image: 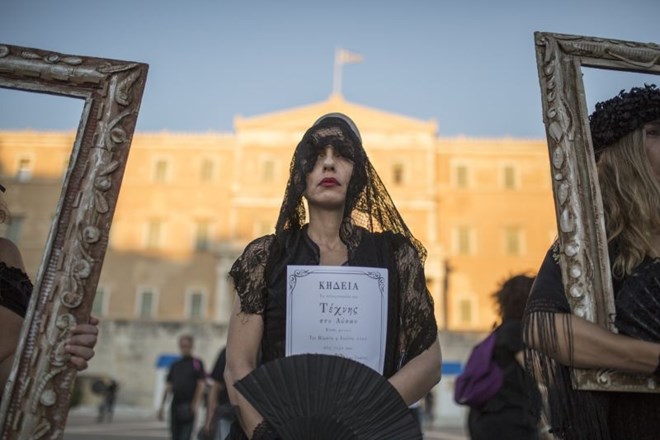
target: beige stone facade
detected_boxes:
[0,95,556,333]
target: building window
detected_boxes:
[504,226,523,256]
[92,287,108,317]
[453,164,469,188]
[16,157,33,182]
[392,163,404,185]
[137,288,156,318]
[458,299,473,324]
[194,220,211,252]
[453,226,474,256]
[502,165,517,189]
[187,290,206,320]
[153,159,169,182]
[262,159,275,183]
[146,220,162,250]
[200,159,214,183]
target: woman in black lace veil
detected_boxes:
[224,113,441,439]
[0,185,99,395]
[523,85,660,440]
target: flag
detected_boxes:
[336,48,364,65]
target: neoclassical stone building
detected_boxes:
[0,94,556,406]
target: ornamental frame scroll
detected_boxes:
[0,44,148,438]
[534,32,660,393]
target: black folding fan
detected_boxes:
[234,354,423,440]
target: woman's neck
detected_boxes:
[306,208,344,249]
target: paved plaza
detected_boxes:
[63,407,468,440]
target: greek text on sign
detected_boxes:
[286,265,388,374]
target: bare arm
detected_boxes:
[525,312,660,374]
[388,337,442,405]
[204,380,221,432]
[158,383,171,420]
[224,295,264,438]
[192,379,205,413]
[0,306,23,391]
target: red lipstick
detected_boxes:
[319,177,339,187]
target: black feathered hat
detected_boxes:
[589,83,660,154]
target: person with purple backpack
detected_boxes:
[457,274,542,440]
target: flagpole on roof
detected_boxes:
[332,48,363,97]
[333,48,342,97]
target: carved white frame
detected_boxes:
[0,43,148,438]
[534,32,660,392]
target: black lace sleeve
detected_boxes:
[393,235,437,365]
[522,244,611,440]
[0,262,33,318]
[228,235,275,315]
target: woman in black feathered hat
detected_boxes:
[223,113,441,439]
[523,84,660,440]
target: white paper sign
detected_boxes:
[286,265,388,374]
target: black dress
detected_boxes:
[524,246,660,440]
[226,227,438,439]
[468,320,541,440]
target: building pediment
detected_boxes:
[234,94,438,138]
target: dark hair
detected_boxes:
[492,274,535,321]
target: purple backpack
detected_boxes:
[453,332,504,407]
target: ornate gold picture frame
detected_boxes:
[0,44,148,439]
[534,32,659,393]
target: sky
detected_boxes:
[0,0,658,138]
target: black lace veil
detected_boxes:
[268,112,426,269]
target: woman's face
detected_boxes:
[644,120,660,183]
[303,145,354,210]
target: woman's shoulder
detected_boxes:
[0,238,26,273]
[231,234,276,271]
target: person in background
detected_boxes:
[159,334,206,440]
[97,378,119,423]
[203,347,235,440]
[468,274,541,440]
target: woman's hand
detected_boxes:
[65,316,99,371]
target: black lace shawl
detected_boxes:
[0,261,32,318]
[523,244,660,440]
[229,226,437,378]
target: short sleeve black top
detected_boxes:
[167,356,206,404]
[0,262,33,318]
